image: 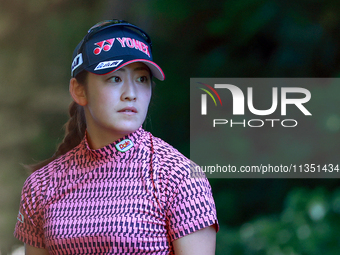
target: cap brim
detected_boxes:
[87,59,165,81]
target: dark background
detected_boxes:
[1,0,340,254]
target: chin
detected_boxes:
[115,124,141,135]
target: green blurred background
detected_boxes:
[1,0,340,254]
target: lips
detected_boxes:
[118,107,137,113]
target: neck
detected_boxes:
[85,127,132,150]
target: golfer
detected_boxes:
[14,20,218,255]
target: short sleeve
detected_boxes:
[166,166,219,241]
[14,174,46,248]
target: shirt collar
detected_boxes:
[82,126,147,159]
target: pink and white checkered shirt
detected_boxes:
[14,127,218,254]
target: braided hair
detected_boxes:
[27,71,88,172]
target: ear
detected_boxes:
[69,78,87,106]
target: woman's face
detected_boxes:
[83,62,152,147]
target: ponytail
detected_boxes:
[26,72,88,172]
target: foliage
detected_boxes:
[216,188,340,255]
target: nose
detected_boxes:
[121,79,137,101]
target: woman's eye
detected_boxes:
[137,76,149,83]
[109,76,121,83]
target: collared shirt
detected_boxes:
[14,127,218,254]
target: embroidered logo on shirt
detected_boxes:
[17,212,24,223]
[116,139,134,152]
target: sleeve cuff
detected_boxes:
[169,215,219,242]
[14,230,46,249]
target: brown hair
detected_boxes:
[27,71,88,172]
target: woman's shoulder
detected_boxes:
[150,134,194,178]
[151,135,189,161]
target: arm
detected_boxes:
[25,244,50,255]
[172,225,216,255]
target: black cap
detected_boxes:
[71,22,165,80]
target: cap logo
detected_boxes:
[117,37,150,57]
[93,37,150,58]
[94,38,115,55]
[116,139,134,152]
[94,60,123,71]
[71,53,83,74]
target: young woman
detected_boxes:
[14,20,218,255]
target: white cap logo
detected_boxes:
[71,53,83,75]
[94,60,123,71]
